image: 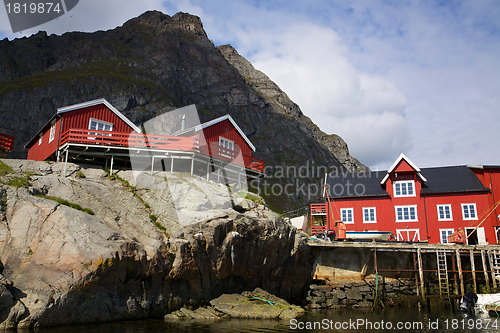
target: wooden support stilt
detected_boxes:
[470,250,477,294]
[110,155,114,175]
[452,254,459,295]
[217,167,220,183]
[456,249,465,296]
[488,250,498,291]
[170,157,174,172]
[417,247,425,301]
[374,247,378,275]
[481,250,491,293]
[63,149,69,177]
[413,252,420,297]
[206,162,210,181]
[190,158,194,176]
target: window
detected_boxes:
[38,134,42,146]
[440,229,454,244]
[395,205,418,222]
[88,118,113,136]
[437,204,453,221]
[461,203,477,220]
[393,180,415,197]
[49,121,56,143]
[219,137,234,151]
[340,208,354,224]
[362,207,376,223]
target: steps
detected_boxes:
[491,250,500,280]
[436,250,449,298]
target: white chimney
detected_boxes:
[181,115,186,130]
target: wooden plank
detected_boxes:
[417,247,425,301]
[481,250,491,293]
[470,250,477,294]
[413,252,420,297]
[456,249,464,296]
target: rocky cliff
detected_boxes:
[0,11,364,210]
[0,159,315,329]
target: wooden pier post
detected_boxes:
[456,249,464,296]
[470,250,477,294]
[488,250,498,291]
[452,254,459,295]
[417,247,425,301]
[413,252,420,297]
[481,250,491,293]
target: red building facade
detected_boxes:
[318,154,500,245]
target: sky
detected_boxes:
[1,0,499,170]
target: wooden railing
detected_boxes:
[0,132,14,152]
[59,129,264,172]
[60,129,200,151]
[310,203,327,215]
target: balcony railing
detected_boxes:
[0,132,14,152]
[59,129,264,172]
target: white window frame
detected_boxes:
[395,205,418,222]
[495,226,500,244]
[461,203,477,220]
[362,207,377,223]
[393,180,416,197]
[49,121,56,143]
[437,204,453,221]
[38,134,43,146]
[88,118,113,136]
[219,136,234,151]
[439,228,455,244]
[340,208,354,224]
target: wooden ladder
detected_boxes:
[491,250,500,280]
[436,250,449,298]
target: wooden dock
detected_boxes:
[308,240,500,301]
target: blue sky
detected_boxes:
[1,0,499,170]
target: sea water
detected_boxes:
[27,307,500,333]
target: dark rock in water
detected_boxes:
[209,288,305,320]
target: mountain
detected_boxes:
[0,11,365,210]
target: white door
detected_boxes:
[396,229,420,242]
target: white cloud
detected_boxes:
[0,0,170,39]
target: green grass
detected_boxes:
[154,222,166,231]
[149,214,157,222]
[7,176,30,188]
[0,161,13,177]
[35,195,94,215]
[75,171,86,178]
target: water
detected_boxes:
[27,307,500,333]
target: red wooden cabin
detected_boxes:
[312,153,500,245]
[0,132,15,153]
[24,99,264,177]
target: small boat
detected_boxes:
[345,231,393,241]
[473,293,500,317]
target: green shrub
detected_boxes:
[149,214,157,222]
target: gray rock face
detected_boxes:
[0,10,365,209]
[0,159,316,329]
